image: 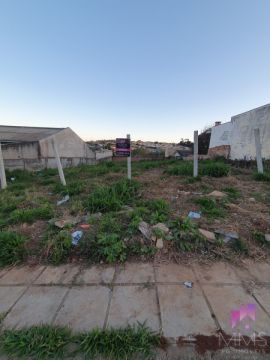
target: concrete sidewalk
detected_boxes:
[1,261,270,357]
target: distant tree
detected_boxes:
[178,138,193,148]
[198,126,212,154]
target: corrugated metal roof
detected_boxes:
[0,125,65,143]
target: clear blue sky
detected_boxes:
[0,0,269,142]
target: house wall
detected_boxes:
[230,104,270,160]
[209,122,233,149]
[2,127,97,170]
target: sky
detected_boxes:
[0,0,270,142]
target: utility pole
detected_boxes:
[193,130,198,177]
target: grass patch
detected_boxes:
[43,229,72,265]
[253,172,270,182]
[253,231,270,248]
[79,324,159,360]
[222,186,241,201]
[0,325,72,359]
[85,179,139,213]
[0,231,27,267]
[10,205,53,224]
[96,233,127,263]
[195,197,226,219]
[166,161,230,178]
[142,199,170,224]
[169,218,206,252]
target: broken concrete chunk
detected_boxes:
[198,229,216,242]
[188,211,201,219]
[57,194,70,206]
[208,191,226,198]
[214,229,239,244]
[54,217,80,229]
[265,234,270,242]
[156,238,164,249]
[152,223,170,234]
[138,221,152,240]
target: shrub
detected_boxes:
[0,232,27,266]
[85,179,139,213]
[200,162,230,177]
[144,199,170,224]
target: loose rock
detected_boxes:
[265,234,270,242]
[138,221,152,240]
[156,238,164,249]
[152,223,170,234]
[198,229,216,242]
[208,191,226,198]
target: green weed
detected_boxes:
[0,325,72,359]
[96,233,126,263]
[231,238,249,254]
[144,199,170,224]
[166,161,230,178]
[222,187,241,201]
[0,231,27,267]
[85,179,139,213]
[253,231,270,248]
[195,197,226,218]
[43,229,72,265]
[10,205,53,224]
[79,324,159,360]
[253,172,270,182]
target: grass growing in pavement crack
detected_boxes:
[0,324,159,360]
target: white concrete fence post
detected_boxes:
[51,137,67,186]
[127,134,131,180]
[193,130,198,177]
[254,128,263,174]
[0,142,7,189]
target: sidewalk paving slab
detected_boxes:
[107,285,159,331]
[253,287,270,315]
[54,286,110,332]
[34,265,80,285]
[244,262,270,283]
[202,284,270,335]
[0,266,45,285]
[193,262,241,284]
[155,263,196,283]
[114,263,155,283]
[3,286,68,329]
[75,265,115,284]
[0,286,26,314]
[158,284,217,338]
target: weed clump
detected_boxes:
[166,160,230,178]
[43,229,72,265]
[195,197,226,219]
[85,179,139,213]
[0,231,27,266]
[10,205,53,224]
[253,172,270,182]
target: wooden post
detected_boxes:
[193,130,198,177]
[0,143,7,189]
[51,137,66,186]
[254,128,263,174]
[127,134,131,180]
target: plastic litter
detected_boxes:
[188,211,201,219]
[10,177,15,181]
[183,281,193,288]
[214,229,239,244]
[71,230,83,245]
[57,194,70,206]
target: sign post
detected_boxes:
[115,135,131,179]
[193,130,198,177]
[51,137,67,186]
[254,128,263,174]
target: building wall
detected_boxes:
[230,104,270,160]
[39,127,95,159]
[209,122,233,149]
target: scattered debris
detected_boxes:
[57,194,70,206]
[178,191,191,196]
[89,212,102,220]
[208,191,226,198]
[152,223,170,234]
[188,211,201,219]
[10,177,15,181]
[198,228,216,242]
[80,224,90,230]
[183,281,193,288]
[214,229,239,244]
[265,234,270,242]
[81,214,91,223]
[71,230,83,245]
[156,238,164,249]
[248,197,256,203]
[54,217,80,229]
[138,221,152,240]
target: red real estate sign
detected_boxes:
[115,138,131,157]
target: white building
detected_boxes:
[208,104,270,160]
